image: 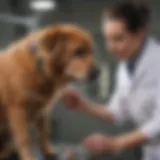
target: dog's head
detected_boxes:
[36,24,99,82]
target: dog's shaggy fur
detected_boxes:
[0,24,95,160]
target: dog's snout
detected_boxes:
[88,66,100,81]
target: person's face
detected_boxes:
[104,19,145,60]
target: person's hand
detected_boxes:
[63,90,88,110]
[82,133,117,156]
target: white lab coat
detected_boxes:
[108,38,160,160]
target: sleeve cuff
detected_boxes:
[140,123,160,141]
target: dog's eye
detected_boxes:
[74,47,86,57]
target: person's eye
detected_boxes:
[74,47,86,57]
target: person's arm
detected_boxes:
[81,101,115,123]
[111,98,160,153]
[83,64,129,124]
[64,64,129,124]
[111,129,147,153]
[63,89,116,123]
[82,129,147,156]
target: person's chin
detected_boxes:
[116,55,128,61]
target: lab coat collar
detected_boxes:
[133,37,157,83]
[126,37,148,76]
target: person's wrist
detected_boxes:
[111,137,125,153]
[103,136,124,154]
[79,101,88,111]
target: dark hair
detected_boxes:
[104,0,151,32]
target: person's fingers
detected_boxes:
[63,90,77,100]
[83,136,100,152]
[83,137,94,147]
[82,134,110,156]
[63,90,79,98]
[63,90,85,110]
[83,139,102,156]
[64,91,80,102]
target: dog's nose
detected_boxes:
[88,66,100,81]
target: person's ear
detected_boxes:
[136,28,146,38]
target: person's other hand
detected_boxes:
[82,133,116,156]
[63,90,88,110]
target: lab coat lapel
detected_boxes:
[132,38,156,88]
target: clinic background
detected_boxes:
[0,0,159,159]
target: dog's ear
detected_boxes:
[38,26,69,73]
[39,27,68,53]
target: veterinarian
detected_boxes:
[63,0,160,160]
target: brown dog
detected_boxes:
[0,24,99,160]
